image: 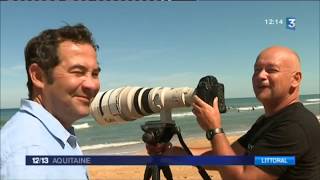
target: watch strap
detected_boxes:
[206,128,224,140]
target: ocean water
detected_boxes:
[1,94,319,155]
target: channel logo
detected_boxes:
[286,17,296,30]
[255,156,295,166]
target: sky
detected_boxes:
[1,1,319,108]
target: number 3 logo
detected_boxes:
[286,17,296,30]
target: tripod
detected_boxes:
[142,109,175,180]
[143,165,173,180]
[141,109,211,180]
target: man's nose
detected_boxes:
[82,75,100,95]
[255,69,268,80]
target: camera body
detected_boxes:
[195,75,227,113]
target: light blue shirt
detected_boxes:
[1,99,88,180]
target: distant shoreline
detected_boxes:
[1,94,319,110]
[81,130,248,155]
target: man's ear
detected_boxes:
[28,63,46,89]
[291,71,302,88]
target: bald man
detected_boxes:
[147,46,320,180]
[191,46,320,179]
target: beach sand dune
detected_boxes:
[87,135,239,180]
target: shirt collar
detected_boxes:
[20,99,74,148]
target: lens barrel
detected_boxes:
[90,86,194,126]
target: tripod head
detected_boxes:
[141,120,177,145]
[141,109,178,145]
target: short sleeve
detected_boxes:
[237,131,251,150]
[250,122,308,176]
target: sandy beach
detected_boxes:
[86,135,239,180]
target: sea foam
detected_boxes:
[81,141,142,151]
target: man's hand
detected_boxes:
[192,95,222,130]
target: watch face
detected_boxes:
[206,131,213,140]
[206,128,224,140]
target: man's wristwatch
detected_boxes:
[206,128,224,140]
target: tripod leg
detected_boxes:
[144,165,153,180]
[161,166,173,180]
[152,166,160,180]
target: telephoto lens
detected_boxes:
[90,86,194,126]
